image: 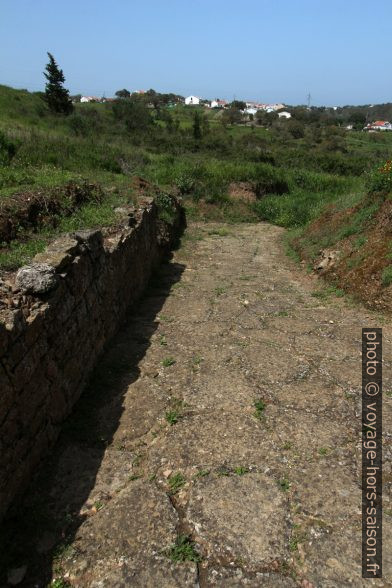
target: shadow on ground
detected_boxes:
[0,256,186,587]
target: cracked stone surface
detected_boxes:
[4,222,391,587]
[186,474,289,568]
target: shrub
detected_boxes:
[155,192,176,224]
[287,120,305,139]
[366,160,392,194]
[253,165,290,197]
[175,171,196,195]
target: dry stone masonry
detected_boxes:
[0,195,185,522]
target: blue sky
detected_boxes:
[0,0,391,105]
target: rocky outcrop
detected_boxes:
[0,194,185,522]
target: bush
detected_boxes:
[366,160,392,194]
[253,165,290,197]
[155,192,176,224]
[175,171,196,195]
[287,120,305,139]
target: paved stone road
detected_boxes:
[10,222,392,587]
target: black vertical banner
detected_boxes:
[362,328,382,578]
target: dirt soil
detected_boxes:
[293,198,392,313]
[2,221,391,587]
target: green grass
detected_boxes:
[162,357,176,367]
[234,466,250,475]
[165,410,180,425]
[311,285,345,299]
[208,227,230,236]
[195,469,210,478]
[381,266,392,286]
[278,478,290,492]
[168,473,185,495]
[167,535,201,563]
[51,580,71,588]
[214,285,226,296]
[254,399,266,419]
[0,193,123,270]
[2,84,389,272]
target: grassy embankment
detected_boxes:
[1,84,391,305]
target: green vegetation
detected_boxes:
[278,478,291,492]
[234,466,250,475]
[161,357,176,367]
[168,472,186,494]
[289,525,307,553]
[165,410,180,425]
[195,469,210,478]
[51,579,71,588]
[318,447,329,456]
[1,82,392,273]
[253,399,266,419]
[381,265,392,286]
[43,53,73,115]
[167,535,201,563]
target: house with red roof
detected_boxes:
[364,120,392,131]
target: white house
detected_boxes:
[210,99,228,108]
[185,95,200,106]
[278,111,292,119]
[244,107,258,116]
[80,96,100,103]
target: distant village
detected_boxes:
[74,91,392,131]
[75,91,291,116]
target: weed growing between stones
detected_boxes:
[165,410,180,425]
[162,357,176,367]
[167,535,201,563]
[168,473,185,495]
[253,399,266,419]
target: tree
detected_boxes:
[43,52,73,115]
[230,100,246,111]
[112,96,153,131]
[221,107,243,126]
[115,89,131,99]
[287,120,305,139]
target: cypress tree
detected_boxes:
[43,52,73,115]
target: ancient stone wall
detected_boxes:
[0,196,184,521]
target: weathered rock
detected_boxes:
[72,229,103,253]
[314,249,340,273]
[60,481,198,586]
[15,263,59,295]
[187,474,289,568]
[34,235,79,271]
